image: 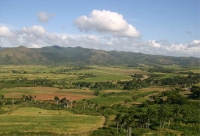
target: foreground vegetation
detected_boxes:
[0,65,199,135]
[0,107,104,135]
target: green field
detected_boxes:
[0,65,146,82]
[0,107,104,135]
[0,65,199,136]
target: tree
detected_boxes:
[95,103,98,111]
[86,100,90,109]
[158,104,173,128]
[29,95,33,102]
[12,99,15,105]
[121,114,134,136]
[191,86,200,98]
[115,113,122,134]
[1,95,4,104]
[82,99,86,110]
[146,106,158,129]
[91,101,94,109]
[34,95,37,103]
[54,96,60,106]
[94,90,100,96]
[22,95,26,102]
[25,96,29,102]
[73,100,76,108]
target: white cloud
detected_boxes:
[31,44,40,48]
[148,40,161,48]
[0,25,199,58]
[0,26,15,37]
[192,40,200,44]
[74,10,140,38]
[37,12,54,23]
[22,25,46,36]
[145,40,200,57]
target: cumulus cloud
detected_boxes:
[148,40,161,48]
[22,25,46,36]
[145,40,200,57]
[0,25,199,58]
[0,26,15,37]
[37,12,54,23]
[192,40,200,44]
[74,10,140,38]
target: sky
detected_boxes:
[0,0,199,57]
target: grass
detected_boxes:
[89,96,130,106]
[152,72,187,79]
[0,65,146,82]
[85,87,170,106]
[0,107,105,135]
[170,123,200,136]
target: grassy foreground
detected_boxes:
[0,107,105,135]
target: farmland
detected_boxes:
[0,107,104,135]
[0,65,200,135]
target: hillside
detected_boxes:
[0,45,199,66]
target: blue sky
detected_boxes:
[0,0,199,57]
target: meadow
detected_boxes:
[0,107,104,135]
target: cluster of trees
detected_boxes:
[118,79,150,90]
[74,72,200,91]
[190,86,200,98]
[113,102,199,136]
[78,73,96,79]
[22,95,36,102]
[1,70,199,92]
[147,66,174,73]
[53,96,79,109]
[131,74,143,78]
[91,87,200,136]
[111,89,199,136]
[149,73,200,87]
[73,81,117,90]
[11,70,28,74]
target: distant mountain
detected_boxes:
[0,45,199,67]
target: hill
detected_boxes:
[0,45,199,66]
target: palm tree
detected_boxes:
[124,114,134,136]
[22,95,26,102]
[54,96,60,106]
[29,95,33,102]
[73,100,76,108]
[34,95,37,103]
[82,99,86,110]
[91,101,94,109]
[66,100,70,109]
[95,103,98,111]
[1,95,4,104]
[70,99,73,107]
[86,100,90,108]
[115,113,122,134]
[12,99,15,105]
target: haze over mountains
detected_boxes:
[0,46,199,67]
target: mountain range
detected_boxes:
[0,45,199,67]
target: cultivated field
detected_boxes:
[0,107,105,135]
[1,87,95,100]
